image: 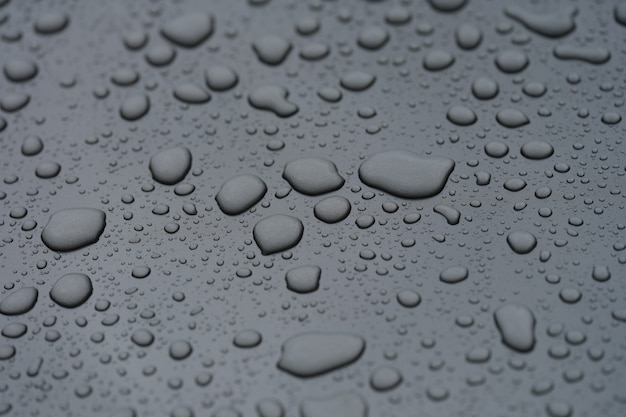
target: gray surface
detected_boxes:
[0,0,625,416]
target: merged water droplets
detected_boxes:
[505,6,577,38]
[277,332,365,377]
[358,151,455,198]
[248,86,298,117]
[283,158,344,196]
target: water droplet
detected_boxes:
[252,35,292,65]
[41,208,106,252]
[173,83,211,104]
[255,399,284,417]
[553,45,610,64]
[21,135,44,156]
[216,174,267,215]
[253,214,304,255]
[496,109,529,128]
[520,140,554,160]
[3,58,38,82]
[505,6,577,38]
[313,196,351,223]
[357,27,389,50]
[205,66,238,91]
[149,147,192,185]
[427,0,468,12]
[340,71,376,91]
[359,151,455,198]
[277,332,365,377]
[120,94,150,121]
[423,50,455,71]
[494,304,536,352]
[507,231,537,254]
[285,265,321,293]
[447,105,477,125]
[495,50,529,73]
[0,287,38,316]
[397,290,421,307]
[35,161,61,179]
[248,86,298,117]
[131,329,154,347]
[161,13,213,47]
[455,23,482,49]
[34,12,69,34]
[169,340,193,360]
[370,366,402,391]
[50,273,92,308]
[439,266,469,284]
[233,329,262,348]
[283,158,344,196]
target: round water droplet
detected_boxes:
[313,196,351,223]
[120,94,150,121]
[495,50,529,73]
[253,214,304,255]
[447,105,477,125]
[507,231,537,254]
[521,140,554,160]
[423,50,455,71]
[205,66,238,91]
[149,147,192,185]
[370,366,402,391]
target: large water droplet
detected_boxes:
[494,304,536,352]
[285,265,321,293]
[283,158,344,196]
[215,174,267,215]
[358,150,455,198]
[253,214,304,255]
[41,208,106,252]
[277,332,365,377]
[161,13,213,47]
[149,147,192,185]
[49,273,93,308]
[0,287,38,316]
